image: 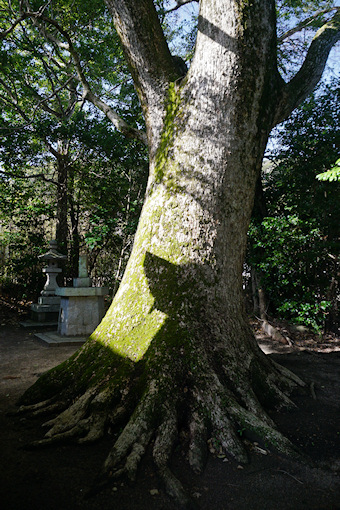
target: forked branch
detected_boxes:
[273,9,340,126]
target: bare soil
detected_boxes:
[0,296,340,510]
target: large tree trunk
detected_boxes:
[17,0,340,507]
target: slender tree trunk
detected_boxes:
[325,256,340,334]
[250,178,271,320]
[55,152,68,256]
[68,167,80,278]
[56,147,80,279]
[250,176,291,343]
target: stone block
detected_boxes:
[30,303,60,322]
[58,295,106,336]
[55,287,108,297]
[73,277,92,288]
[38,296,61,306]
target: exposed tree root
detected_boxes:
[261,319,292,345]
[17,325,307,509]
[188,408,209,474]
[11,397,66,418]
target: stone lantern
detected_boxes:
[30,240,67,322]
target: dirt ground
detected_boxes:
[0,296,340,510]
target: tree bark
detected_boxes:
[67,165,81,279]
[55,151,68,256]
[17,1,339,507]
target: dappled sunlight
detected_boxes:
[88,250,199,363]
[91,306,168,362]
[88,251,215,362]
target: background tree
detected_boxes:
[0,167,53,296]
[69,113,148,290]
[1,1,339,507]
[0,0,148,288]
[0,110,148,296]
[248,82,340,333]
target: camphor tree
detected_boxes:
[7,0,340,506]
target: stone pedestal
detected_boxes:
[30,296,61,322]
[56,287,108,337]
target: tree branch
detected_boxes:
[22,79,65,119]
[0,77,21,106]
[0,87,32,123]
[1,8,148,145]
[18,21,80,120]
[82,89,147,144]
[165,0,199,14]
[0,1,51,39]
[278,7,339,43]
[35,51,67,116]
[0,74,77,129]
[273,9,340,127]
[0,12,31,40]
[0,170,59,185]
[37,13,148,144]
[104,0,183,118]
